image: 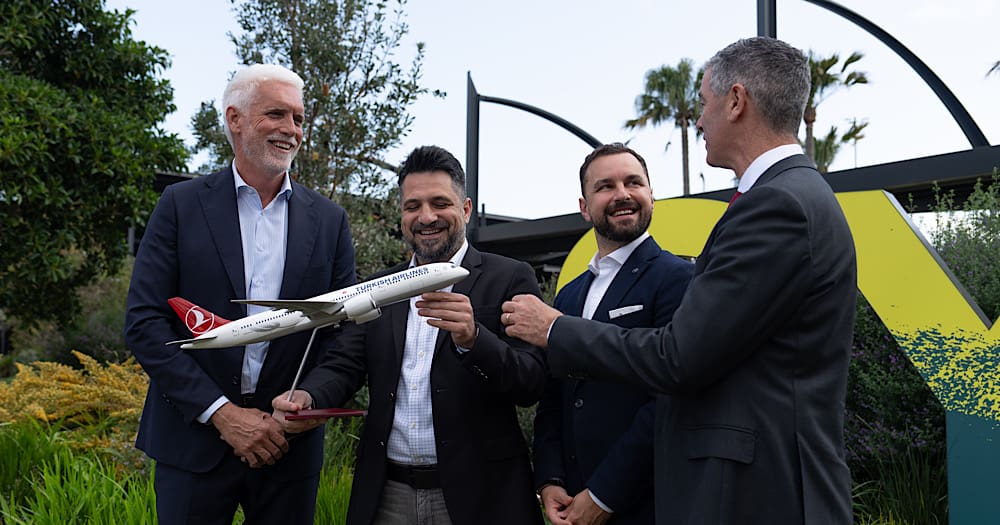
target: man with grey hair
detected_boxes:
[126,63,356,524]
[502,37,857,524]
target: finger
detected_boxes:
[419,291,457,302]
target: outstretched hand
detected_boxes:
[501,294,562,348]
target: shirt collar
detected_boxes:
[737,143,803,193]
[232,161,294,201]
[588,231,650,277]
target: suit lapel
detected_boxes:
[562,272,593,317]
[198,168,246,307]
[592,237,659,322]
[279,182,318,300]
[436,246,483,352]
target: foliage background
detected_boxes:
[0,0,187,328]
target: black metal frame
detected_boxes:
[465,1,994,274]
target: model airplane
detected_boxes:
[167,262,470,349]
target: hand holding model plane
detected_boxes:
[166,263,471,448]
[271,288,478,431]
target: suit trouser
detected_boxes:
[153,453,319,525]
[375,479,453,525]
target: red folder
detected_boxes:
[285,407,368,420]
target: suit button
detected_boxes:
[574,398,584,409]
[231,376,239,385]
[389,392,395,400]
[379,441,385,448]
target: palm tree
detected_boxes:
[804,51,868,163]
[813,119,869,174]
[625,59,702,196]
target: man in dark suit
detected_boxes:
[125,64,356,525]
[503,37,857,524]
[533,143,692,525]
[274,145,546,525]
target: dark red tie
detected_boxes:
[728,191,742,207]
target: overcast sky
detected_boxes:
[106,0,998,219]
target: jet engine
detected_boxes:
[343,293,382,324]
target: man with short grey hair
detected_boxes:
[126,63,356,524]
[503,37,857,524]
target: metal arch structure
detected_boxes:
[465,73,603,241]
[758,0,989,149]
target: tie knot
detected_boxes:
[728,191,743,207]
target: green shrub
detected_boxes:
[852,448,948,524]
[0,446,156,524]
[0,420,66,506]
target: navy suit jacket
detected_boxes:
[548,155,857,524]
[299,247,547,525]
[533,236,692,524]
[124,167,356,479]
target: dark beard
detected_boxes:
[407,223,466,264]
[592,207,652,244]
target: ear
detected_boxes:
[727,83,748,123]
[579,196,592,223]
[226,106,242,135]
[462,197,472,224]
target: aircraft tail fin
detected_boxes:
[168,297,232,336]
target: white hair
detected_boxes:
[222,64,304,147]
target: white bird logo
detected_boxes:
[185,307,216,334]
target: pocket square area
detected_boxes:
[609,304,643,319]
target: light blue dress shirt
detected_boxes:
[196,164,292,424]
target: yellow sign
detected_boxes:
[558,190,1000,423]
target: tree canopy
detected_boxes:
[803,51,868,163]
[193,0,437,194]
[0,0,188,327]
[625,59,702,196]
[192,0,438,275]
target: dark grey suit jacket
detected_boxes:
[548,155,856,524]
[300,246,546,525]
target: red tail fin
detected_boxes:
[168,297,232,336]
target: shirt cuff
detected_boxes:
[590,490,614,514]
[197,395,230,424]
[455,327,479,354]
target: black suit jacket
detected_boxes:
[124,167,356,479]
[549,155,856,524]
[533,237,692,524]
[300,246,546,525]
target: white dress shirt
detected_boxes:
[386,240,470,465]
[578,232,649,514]
[736,143,803,194]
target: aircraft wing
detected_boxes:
[166,335,218,346]
[231,299,344,318]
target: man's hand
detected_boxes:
[539,485,574,525]
[416,291,477,349]
[272,389,327,434]
[501,294,562,348]
[564,489,611,525]
[210,402,288,468]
